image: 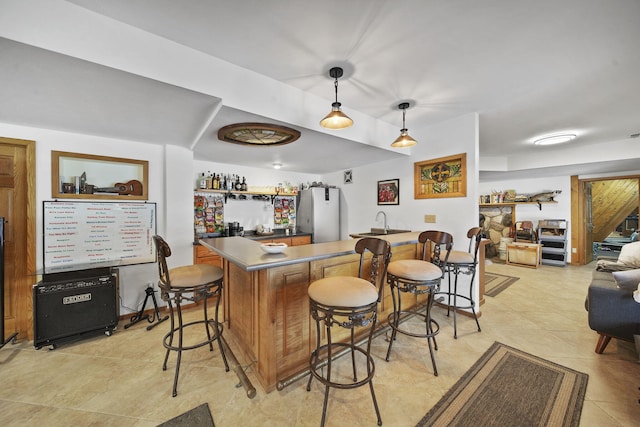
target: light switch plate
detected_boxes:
[424,214,436,223]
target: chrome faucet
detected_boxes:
[376,211,388,232]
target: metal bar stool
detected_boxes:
[306,237,392,427]
[437,227,483,338]
[153,235,229,397]
[385,230,452,376]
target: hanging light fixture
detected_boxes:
[391,102,417,148]
[320,67,353,129]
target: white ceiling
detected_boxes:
[1,0,639,178]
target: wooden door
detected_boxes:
[0,138,36,341]
[585,182,594,264]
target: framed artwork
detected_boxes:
[414,153,466,199]
[377,179,400,205]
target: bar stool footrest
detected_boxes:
[309,342,375,389]
[386,311,440,339]
[163,319,223,352]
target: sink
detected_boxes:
[349,228,412,238]
[370,228,411,235]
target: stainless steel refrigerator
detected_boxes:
[298,187,340,242]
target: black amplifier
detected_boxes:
[33,270,118,349]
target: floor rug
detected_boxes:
[158,403,215,427]
[484,272,519,297]
[416,342,588,427]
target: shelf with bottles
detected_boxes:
[194,187,298,203]
[197,171,250,192]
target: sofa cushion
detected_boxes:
[618,241,640,267]
[595,258,633,272]
[592,269,615,284]
[612,268,640,291]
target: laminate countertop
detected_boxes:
[199,232,421,272]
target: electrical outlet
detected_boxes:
[572,247,577,253]
[424,214,436,223]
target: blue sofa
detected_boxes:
[586,262,640,353]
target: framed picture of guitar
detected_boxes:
[52,151,149,200]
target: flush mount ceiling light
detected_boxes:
[319,67,353,130]
[272,163,282,169]
[217,123,301,146]
[391,102,417,148]
[533,133,576,146]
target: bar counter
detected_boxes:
[198,232,423,393]
[199,232,421,272]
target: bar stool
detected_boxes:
[438,227,483,339]
[153,235,229,397]
[385,230,452,376]
[306,237,391,427]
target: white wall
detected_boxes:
[324,113,480,244]
[0,111,481,316]
[0,122,192,314]
[479,176,572,262]
[324,113,482,312]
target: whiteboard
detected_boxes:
[43,201,156,271]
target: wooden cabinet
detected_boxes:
[506,242,542,268]
[262,235,311,246]
[270,237,291,246]
[223,242,419,392]
[194,244,223,269]
[290,235,311,246]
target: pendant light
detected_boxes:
[391,102,417,147]
[320,67,353,129]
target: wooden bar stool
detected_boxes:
[437,227,483,338]
[306,237,391,427]
[385,230,452,376]
[153,235,229,397]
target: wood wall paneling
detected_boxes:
[590,178,638,242]
[0,137,36,341]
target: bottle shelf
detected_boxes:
[194,188,298,204]
[195,189,298,196]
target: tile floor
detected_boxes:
[1,261,639,426]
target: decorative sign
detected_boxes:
[414,153,467,199]
[43,201,156,270]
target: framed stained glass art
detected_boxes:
[414,153,466,199]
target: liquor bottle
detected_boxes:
[199,173,207,189]
[222,175,227,190]
[235,175,242,191]
[241,176,247,191]
[206,171,213,189]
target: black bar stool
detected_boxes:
[437,227,483,338]
[306,237,392,427]
[385,230,452,376]
[153,235,229,397]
